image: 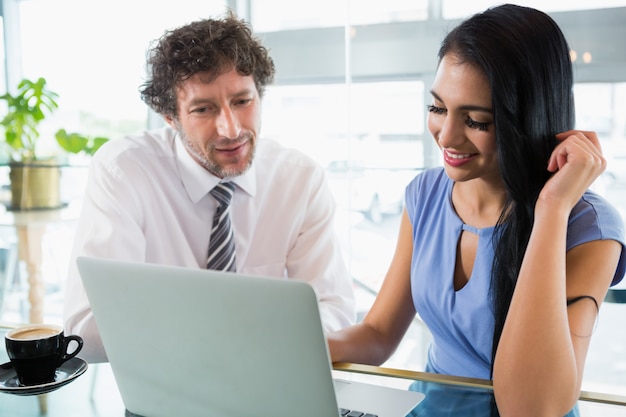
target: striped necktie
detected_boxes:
[206,182,236,271]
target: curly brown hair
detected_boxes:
[139,11,275,119]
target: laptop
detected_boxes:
[76,256,425,417]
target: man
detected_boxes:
[64,12,355,363]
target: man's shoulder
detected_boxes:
[256,138,322,170]
[250,139,326,192]
[94,127,176,162]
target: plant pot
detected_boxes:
[8,161,62,210]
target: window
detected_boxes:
[576,82,626,227]
[0,17,5,94]
[442,0,626,19]
[15,0,227,145]
[252,0,428,32]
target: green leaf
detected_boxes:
[55,129,89,153]
[55,129,109,155]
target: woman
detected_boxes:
[328,4,625,416]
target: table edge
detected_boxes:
[332,362,626,406]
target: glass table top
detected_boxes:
[1,325,625,417]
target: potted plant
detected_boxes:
[0,77,108,210]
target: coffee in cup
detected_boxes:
[5,324,84,386]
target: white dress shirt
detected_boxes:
[63,127,355,362]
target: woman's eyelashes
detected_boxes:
[465,116,490,131]
[427,104,491,131]
[427,104,446,114]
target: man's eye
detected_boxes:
[427,104,446,114]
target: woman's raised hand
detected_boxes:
[540,130,606,210]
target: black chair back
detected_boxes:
[605,288,626,304]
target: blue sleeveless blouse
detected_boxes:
[405,167,625,379]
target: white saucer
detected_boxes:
[0,357,88,396]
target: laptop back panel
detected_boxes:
[77,257,340,417]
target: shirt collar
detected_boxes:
[175,135,256,203]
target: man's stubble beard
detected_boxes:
[178,129,255,178]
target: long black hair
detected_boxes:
[437,4,575,376]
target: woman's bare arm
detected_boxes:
[493,130,622,417]
[328,209,418,365]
